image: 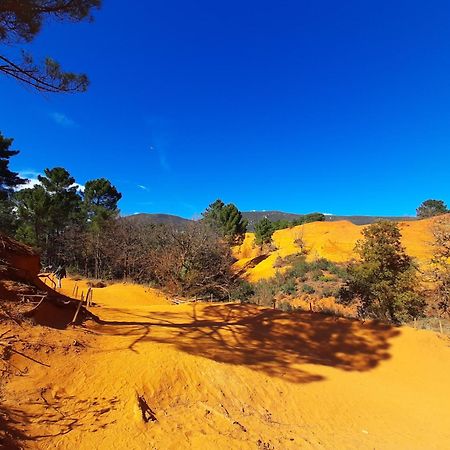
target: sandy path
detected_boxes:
[2,279,450,449]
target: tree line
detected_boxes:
[0,132,249,298]
[1,131,449,318]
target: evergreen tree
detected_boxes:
[220,203,248,241]
[37,167,83,232]
[339,221,424,323]
[254,217,275,246]
[0,1,101,92]
[202,199,225,232]
[15,185,51,247]
[202,199,247,242]
[15,167,83,262]
[416,199,449,218]
[84,178,122,224]
[83,178,122,278]
[0,132,26,233]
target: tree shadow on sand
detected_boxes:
[91,303,400,384]
[0,390,119,447]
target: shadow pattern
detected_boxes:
[0,388,119,446]
[92,303,400,384]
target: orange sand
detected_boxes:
[233,218,436,281]
[2,279,450,449]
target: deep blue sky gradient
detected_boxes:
[1,0,449,217]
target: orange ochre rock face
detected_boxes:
[232,218,436,281]
[0,233,41,277]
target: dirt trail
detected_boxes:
[1,278,450,449]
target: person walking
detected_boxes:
[54,264,67,289]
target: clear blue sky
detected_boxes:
[1,0,449,218]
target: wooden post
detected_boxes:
[71,300,82,324]
[439,320,443,335]
[86,288,92,307]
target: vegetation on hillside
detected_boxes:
[427,215,450,315]
[416,199,449,218]
[2,130,449,321]
[338,221,425,323]
[254,212,325,246]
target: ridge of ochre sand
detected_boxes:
[2,279,450,449]
[233,217,436,281]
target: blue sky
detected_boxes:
[1,0,449,218]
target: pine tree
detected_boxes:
[254,217,275,246]
[0,1,101,92]
[0,132,26,233]
[202,199,247,242]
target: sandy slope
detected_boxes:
[1,278,450,449]
[233,218,436,281]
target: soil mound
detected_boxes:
[233,217,436,281]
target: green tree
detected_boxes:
[220,203,248,241]
[0,0,101,92]
[15,167,83,262]
[202,199,247,242]
[202,199,225,232]
[254,217,275,246]
[429,215,450,315]
[416,199,449,219]
[339,221,424,323]
[0,132,26,233]
[83,178,122,278]
[84,178,122,223]
[15,185,51,247]
[37,167,83,232]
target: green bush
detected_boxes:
[230,280,255,302]
[302,284,315,294]
[338,221,425,323]
[251,280,276,306]
[311,269,323,281]
[280,278,297,295]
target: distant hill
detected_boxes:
[123,213,191,228]
[241,211,416,230]
[124,212,417,231]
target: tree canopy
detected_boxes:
[416,199,449,219]
[0,132,26,196]
[0,0,101,92]
[254,217,275,246]
[202,199,247,242]
[339,221,424,323]
[0,132,26,232]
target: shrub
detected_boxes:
[230,280,255,302]
[302,284,315,294]
[280,278,297,295]
[339,221,425,323]
[311,269,323,281]
[279,301,294,312]
[251,280,276,306]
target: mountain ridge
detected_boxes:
[124,211,417,230]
